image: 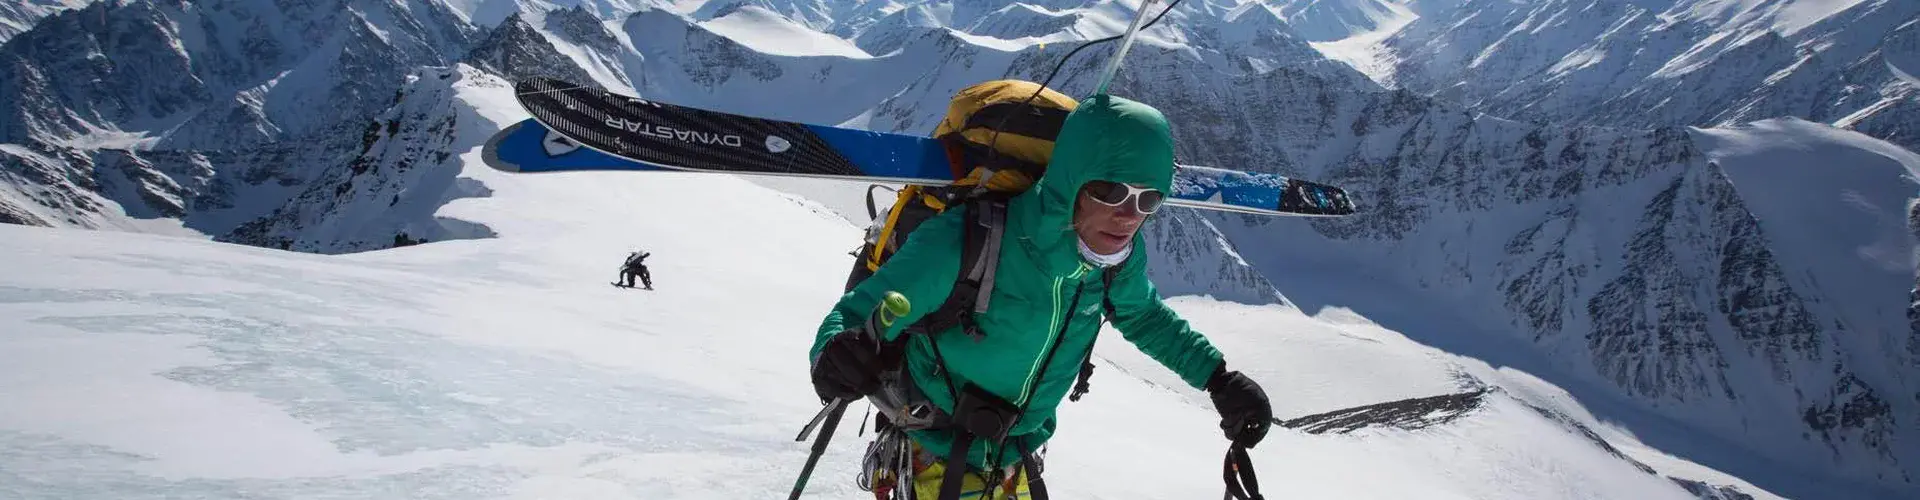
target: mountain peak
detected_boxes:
[463,10,598,87]
[697,4,871,58]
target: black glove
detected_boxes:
[811,328,883,402]
[1206,365,1273,448]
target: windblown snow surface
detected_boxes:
[698,5,873,58]
[1305,0,1416,85]
[0,73,1778,499]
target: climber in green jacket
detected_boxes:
[810,94,1273,499]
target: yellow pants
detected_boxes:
[905,453,1032,500]
[866,436,1034,500]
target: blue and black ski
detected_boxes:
[487,77,1357,217]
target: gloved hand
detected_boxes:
[810,328,883,402]
[1206,365,1273,448]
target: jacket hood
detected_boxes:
[1011,93,1176,265]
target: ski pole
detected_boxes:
[1223,443,1265,500]
[1093,0,1162,96]
[789,291,911,499]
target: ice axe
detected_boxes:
[789,291,910,499]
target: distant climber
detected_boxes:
[616,251,651,290]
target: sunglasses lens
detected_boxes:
[1086,181,1130,205]
[1137,190,1166,213]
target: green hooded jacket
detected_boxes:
[813,94,1225,471]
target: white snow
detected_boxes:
[523,13,640,96]
[52,129,159,151]
[1771,0,1872,33]
[0,70,1780,499]
[1890,56,1920,88]
[1678,0,1872,36]
[1309,0,1417,86]
[447,0,700,27]
[1272,0,1413,42]
[0,225,1720,499]
[1692,118,1920,390]
[1695,118,1920,275]
[0,142,201,237]
[0,0,93,43]
[943,28,1040,52]
[698,5,872,58]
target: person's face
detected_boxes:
[1072,180,1164,255]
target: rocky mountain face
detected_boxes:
[845,10,1920,490]
[0,0,91,43]
[463,12,599,86]
[0,0,478,145]
[0,0,488,251]
[1141,207,1289,306]
[1267,0,1409,42]
[749,1,1918,491]
[1096,44,1918,488]
[1378,0,1919,151]
[220,66,497,252]
[692,0,849,30]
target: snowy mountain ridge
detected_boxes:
[0,0,1916,497]
[1366,0,1918,151]
[0,0,89,43]
[1067,42,1920,492]
[0,0,486,251]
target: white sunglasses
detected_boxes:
[1083,180,1166,214]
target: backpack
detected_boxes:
[843,79,1114,403]
[846,79,1072,288]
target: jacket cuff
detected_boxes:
[1203,361,1229,391]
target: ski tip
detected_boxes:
[480,122,526,173]
[513,76,591,98]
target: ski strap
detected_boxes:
[1222,444,1265,500]
[910,198,1008,340]
[970,200,1006,316]
[938,427,977,500]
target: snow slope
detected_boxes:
[1694,118,1920,393]
[0,71,1774,499]
[1272,0,1412,42]
[1307,0,1416,85]
[698,5,872,58]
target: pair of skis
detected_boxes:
[479,8,1356,218]
[480,92,1356,217]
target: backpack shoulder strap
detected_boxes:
[907,198,1008,340]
